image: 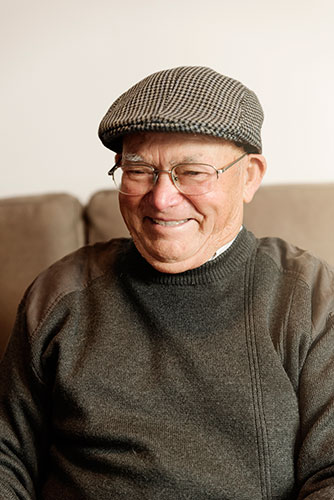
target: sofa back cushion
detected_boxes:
[85,189,129,243]
[0,193,85,355]
[244,184,334,267]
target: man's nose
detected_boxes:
[146,170,184,210]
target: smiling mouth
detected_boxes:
[150,218,190,227]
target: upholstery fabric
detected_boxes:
[0,193,84,354]
[244,184,334,267]
[85,189,129,244]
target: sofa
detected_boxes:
[1,184,334,358]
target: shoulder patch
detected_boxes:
[24,238,131,336]
[257,236,334,337]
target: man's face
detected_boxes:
[118,132,263,273]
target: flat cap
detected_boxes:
[98,66,264,153]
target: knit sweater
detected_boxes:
[1,228,334,499]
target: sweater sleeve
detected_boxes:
[0,300,52,499]
[0,243,117,499]
[296,298,334,497]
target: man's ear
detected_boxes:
[115,153,122,164]
[242,154,267,204]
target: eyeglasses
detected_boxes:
[108,152,248,196]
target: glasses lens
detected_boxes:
[174,164,217,195]
[113,165,154,195]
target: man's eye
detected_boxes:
[179,168,211,178]
[123,167,151,176]
[183,170,204,176]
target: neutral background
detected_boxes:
[2,0,334,203]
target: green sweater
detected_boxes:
[1,229,334,499]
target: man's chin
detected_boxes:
[135,242,209,274]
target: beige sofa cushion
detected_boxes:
[0,193,84,355]
[86,190,129,244]
[244,184,334,266]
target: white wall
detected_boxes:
[2,0,334,203]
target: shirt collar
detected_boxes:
[209,226,243,261]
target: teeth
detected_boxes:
[152,218,189,226]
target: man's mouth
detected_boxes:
[150,218,190,227]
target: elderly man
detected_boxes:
[0,66,334,499]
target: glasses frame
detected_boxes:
[107,152,248,196]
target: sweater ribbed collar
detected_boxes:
[120,228,257,285]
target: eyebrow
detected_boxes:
[122,153,201,165]
[122,153,145,162]
[178,156,199,164]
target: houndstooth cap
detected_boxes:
[98,66,264,153]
